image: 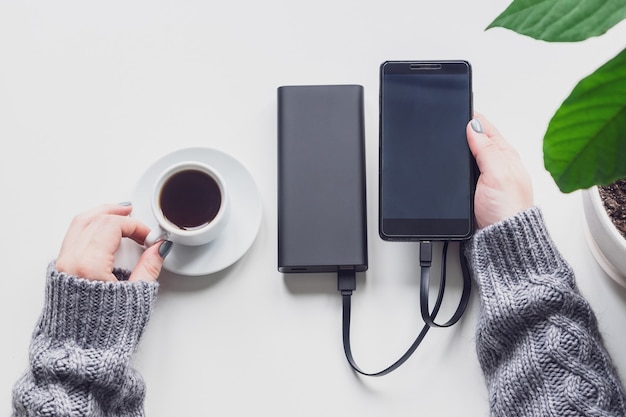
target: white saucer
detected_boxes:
[132,147,262,276]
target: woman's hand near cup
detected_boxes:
[466,113,534,229]
[55,203,172,282]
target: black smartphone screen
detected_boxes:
[379,61,474,240]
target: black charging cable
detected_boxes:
[419,241,472,328]
[338,241,471,376]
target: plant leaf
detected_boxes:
[487,0,626,42]
[543,47,626,193]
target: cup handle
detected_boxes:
[145,227,170,247]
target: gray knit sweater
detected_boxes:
[12,208,626,416]
[467,207,626,416]
[12,264,159,417]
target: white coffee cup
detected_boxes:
[145,161,229,247]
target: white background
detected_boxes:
[1,1,626,415]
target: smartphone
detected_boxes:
[379,60,475,241]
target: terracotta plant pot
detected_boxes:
[582,186,626,287]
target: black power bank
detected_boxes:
[277,85,368,273]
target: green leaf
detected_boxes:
[487,0,626,42]
[543,47,626,193]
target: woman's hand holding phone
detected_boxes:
[466,114,534,229]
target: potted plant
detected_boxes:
[488,0,626,285]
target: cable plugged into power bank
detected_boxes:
[339,241,471,377]
[337,268,357,296]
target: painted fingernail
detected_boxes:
[158,240,173,259]
[470,119,484,134]
[118,201,132,206]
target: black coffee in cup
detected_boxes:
[159,169,222,230]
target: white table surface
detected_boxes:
[2,1,626,415]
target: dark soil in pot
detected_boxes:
[599,178,626,239]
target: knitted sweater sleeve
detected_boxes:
[12,264,159,417]
[466,207,626,416]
